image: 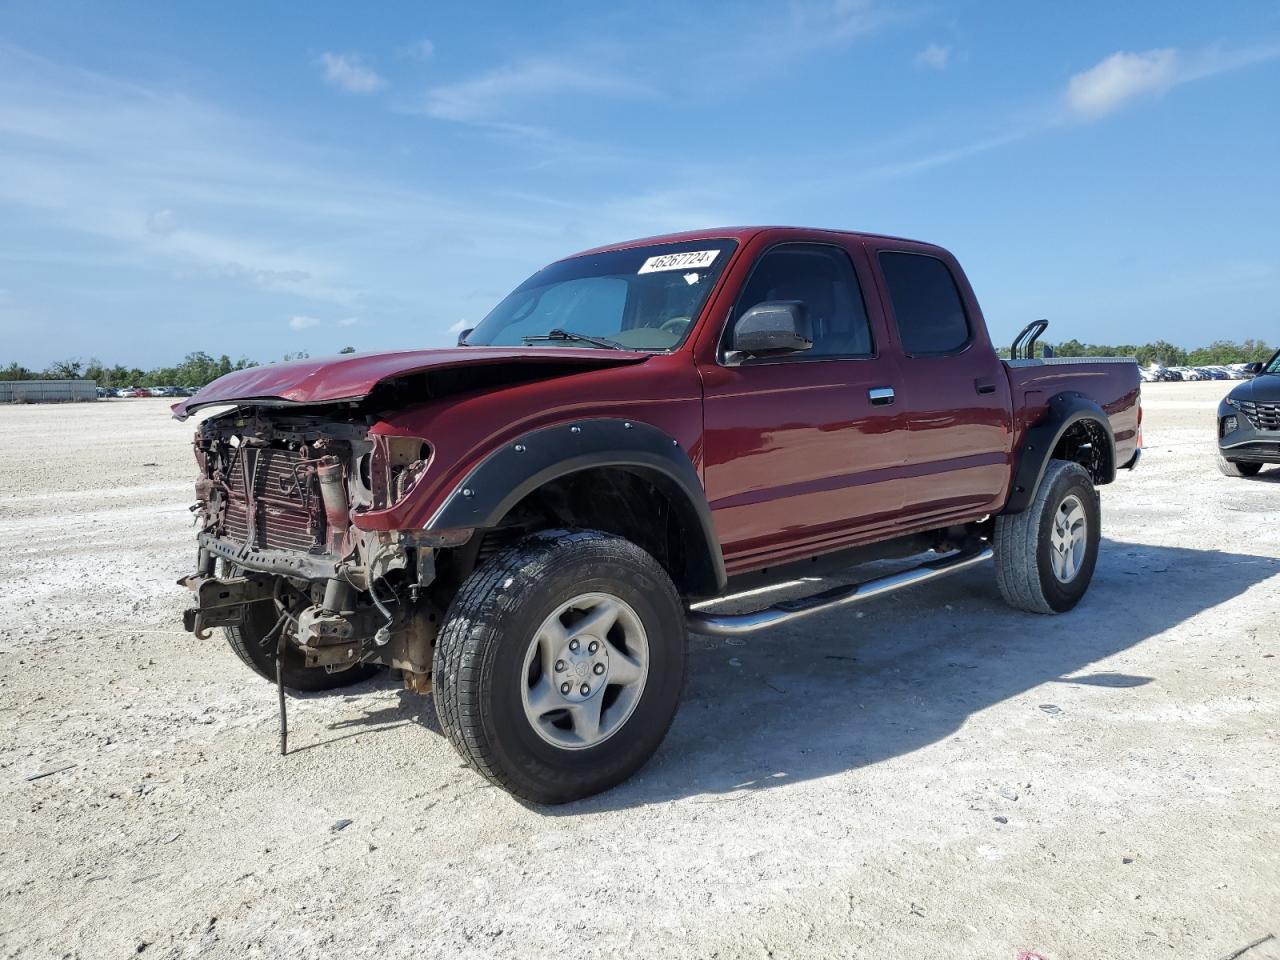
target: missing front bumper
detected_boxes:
[178,571,274,639]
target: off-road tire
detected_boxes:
[223,590,381,693]
[433,529,687,804]
[994,459,1100,614]
[1217,452,1262,477]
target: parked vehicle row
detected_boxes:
[1140,364,1257,383]
[96,385,198,398]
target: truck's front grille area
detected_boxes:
[222,447,323,552]
[1237,400,1280,431]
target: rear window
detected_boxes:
[878,252,970,355]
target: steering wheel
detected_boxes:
[659,316,691,335]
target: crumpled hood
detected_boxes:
[1229,373,1280,405]
[171,346,650,420]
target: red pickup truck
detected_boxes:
[175,226,1140,802]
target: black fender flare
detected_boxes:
[1003,393,1116,515]
[426,418,727,596]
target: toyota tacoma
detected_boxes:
[175,226,1141,803]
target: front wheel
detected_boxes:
[433,530,687,804]
[1217,451,1263,477]
[994,459,1101,614]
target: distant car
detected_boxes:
[95,387,113,398]
[1218,350,1280,477]
[117,387,141,398]
[1139,368,1159,383]
[1157,369,1183,382]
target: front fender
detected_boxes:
[427,418,727,595]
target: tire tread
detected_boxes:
[994,459,1093,615]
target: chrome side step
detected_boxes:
[685,547,994,637]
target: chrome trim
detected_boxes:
[686,547,993,637]
[1004,357,1138,367]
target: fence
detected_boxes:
[0,380,98,403]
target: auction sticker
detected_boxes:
[638,249,719,274]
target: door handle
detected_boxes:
[974,379,996,395]
[868,386,895,406]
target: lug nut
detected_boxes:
[587,640,599,653]
[593,663,605,675]
[580,683,590,696]
[555,660,566,672]
[569,639,580,652]
[560,682,571,695]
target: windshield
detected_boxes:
[1266,350,1280,375]
[464,239,738,351]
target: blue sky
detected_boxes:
[1,1,1278,367]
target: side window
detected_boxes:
[878,252,971,355]
[732,244,873,358]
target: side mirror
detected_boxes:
[1245,362,1264,375]
[729,301,812,358]
[456,327,474,346]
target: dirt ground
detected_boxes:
[1,380,1277,960]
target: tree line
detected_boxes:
[0,348,357,388]
[999,338,1274,367]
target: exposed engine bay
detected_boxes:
[180,407,441,687]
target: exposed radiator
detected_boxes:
[223,447,324,552]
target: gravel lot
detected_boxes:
[1,381,1277,960]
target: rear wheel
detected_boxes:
[1217,451,1262,477]
[433,530,687,804]
[994,459,1101,614]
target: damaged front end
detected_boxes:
[180,407,441,688]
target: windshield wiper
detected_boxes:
[521,328,624,350]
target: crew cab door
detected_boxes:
[698,240,908,571]
[868,243,1013,521]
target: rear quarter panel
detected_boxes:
[1004,359,1141,472]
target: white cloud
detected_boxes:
[337,316,359,326]
[319,52,385,94]
[146,208,179,235]
[289,315,321,330]
[914,43,950,70]
[423,59,651,122]
[1066,49,1178,118]
[1066,44,1280,119]
[788,0,889,46]
[407,39,434,60]
[447,318,470,333]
